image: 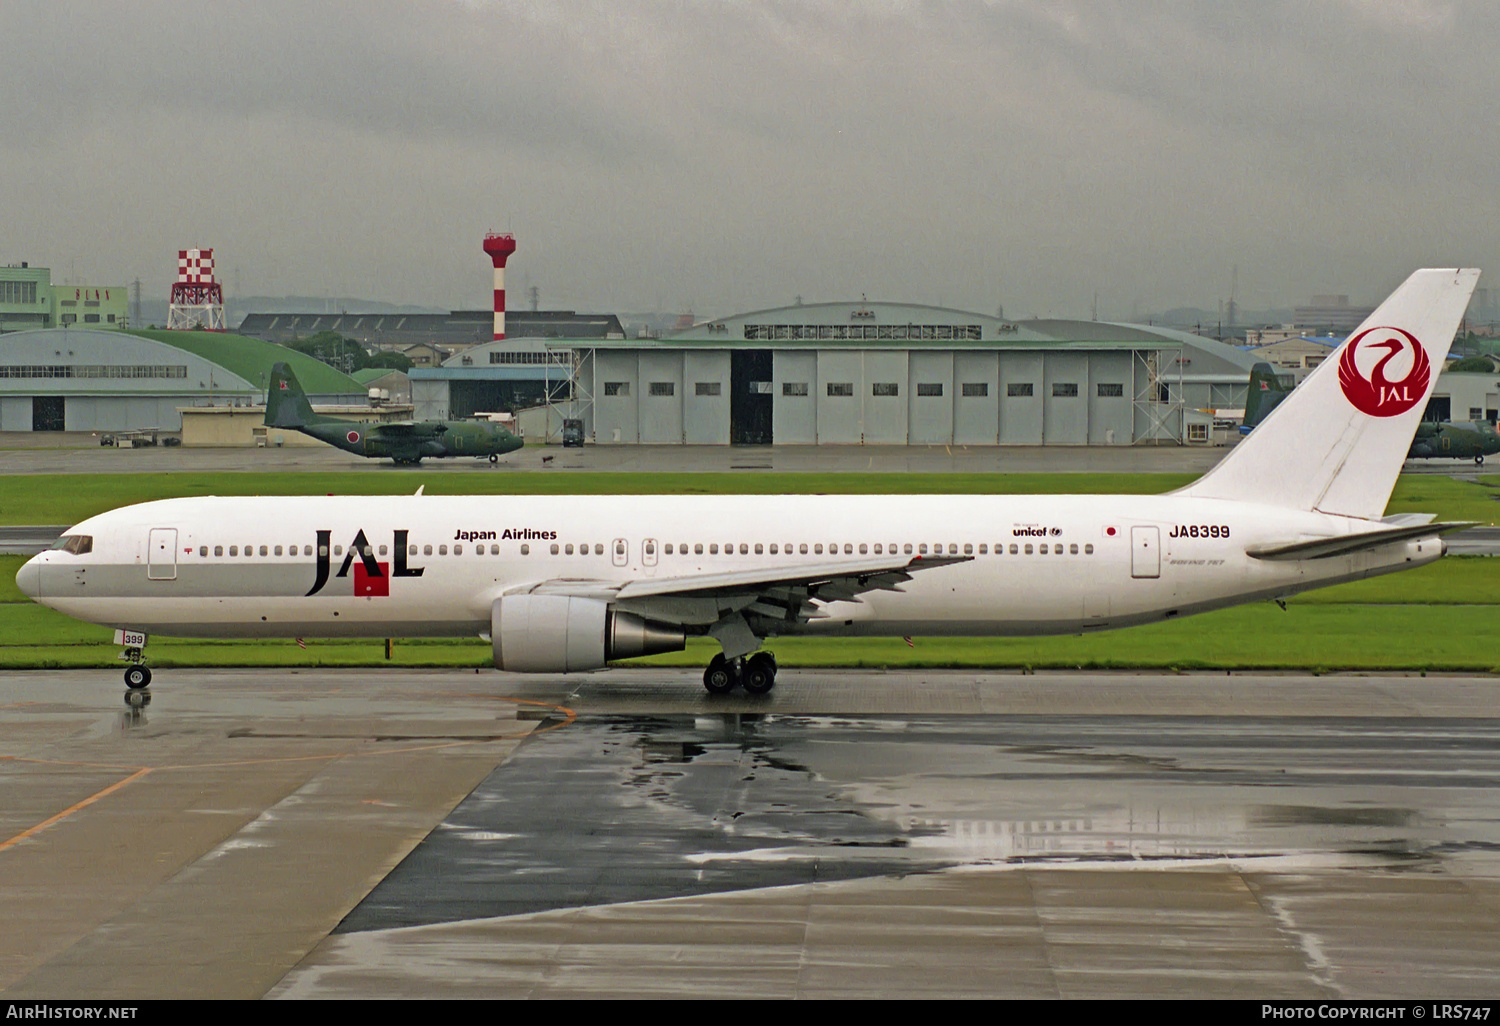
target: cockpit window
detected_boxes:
[49,535,93,555]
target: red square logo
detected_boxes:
[354,561,389,597]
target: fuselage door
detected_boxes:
[642,538,658,574]
[612,538,628,567]
[1130,525,1160,579]
[148,528,178,581]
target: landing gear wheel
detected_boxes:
[489,453,499,464]
[1476,454,1485,466]
[742,652,777,695]
[703,654,737,695]
[124,665,151,689]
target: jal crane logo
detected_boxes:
[1337,326,1431,418]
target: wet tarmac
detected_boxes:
[4,668,1500,999]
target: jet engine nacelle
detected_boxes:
[491,594,685,673]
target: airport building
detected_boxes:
[540,301,1260,446]
[0,326,363,433]
[1,264,128,334]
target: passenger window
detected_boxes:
[904,543,913,555]
[198,545,207,556]
[918,544,928,555]
[709,543,719,554]
[521,544,530,555]
[800,543,808,554]
[423,545,433,556]
[1039,544,1048,554]
[1085,544,1094,554]
[409,545,418,555]
[565,544,574,555]
[665,543,673,555]
[1069,544,1078,554]
[214,546,223,556]
[229,546,238,556]
[378,545,387,556]
[595,543,604,555]
[814,544,823,555]
[963,544,972,555]
[1010,544,1019,554]
[454,544,463,555]
[754,543,763,555]
[549,543,558,555]
[304,545,313,556]
[491,544,499,555]
[769,544,778,554]
[978,544,987,555]
[738,543,747,554]
[1025,544,1033,555]
[695,543,704,555]
[873,544,881,555]
[439,545,448,555]
[273,545,282,556]
[334,546,343,556]
[844,543,854,554]
[858,543,867,555]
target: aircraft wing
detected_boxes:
[1246,522,1476,561]
[526,554,970,624]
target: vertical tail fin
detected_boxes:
[1241,362,1291,433]
[1179,268,1480,520]
[265,361,322,428]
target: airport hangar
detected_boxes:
[0,326,365,433]
[410,301,1262,445]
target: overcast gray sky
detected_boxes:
[3,0,1497,319]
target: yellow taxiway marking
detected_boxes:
[0,696,575,852]
[0,767,153,853]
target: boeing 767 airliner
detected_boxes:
[16,269,1480,694]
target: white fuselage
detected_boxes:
[20,493,1441,642]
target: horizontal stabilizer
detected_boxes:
[1246,522,1475,561]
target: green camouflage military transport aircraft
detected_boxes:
[265,362,524,465]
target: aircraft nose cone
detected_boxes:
[16,557,41,600]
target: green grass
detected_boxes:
[2,470,1497,527]
[3,605,1498,673]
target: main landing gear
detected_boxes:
[702,652,778,695]
[120,640,152,707]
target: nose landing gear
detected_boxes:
[702,652,777,695]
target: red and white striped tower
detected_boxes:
[166,248,225,331]
[482,232,517,340]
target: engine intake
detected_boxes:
[491,595,684,672]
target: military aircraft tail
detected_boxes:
[1240,362,1291,434]
[265,362,334,429]
[1177,268,1480,520]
